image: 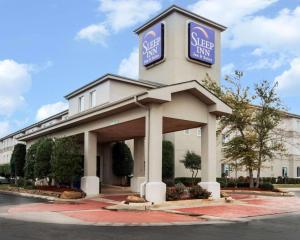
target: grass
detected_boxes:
[273,184,300,188]
[0,184,10,190]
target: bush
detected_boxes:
[162,141,174,180]
[0,164,10,178]
[175,177,201,186]
[24,142,39,180]
[15,177,35,188]
[10,144,26,178]
[189,185,211,199]
[112,142,133,178]
[163,178,175,187]
[259,182,274,191]
[180,151,201,186]
[166,183,187,201]
[51,137,83,187]
[35,138,53,181]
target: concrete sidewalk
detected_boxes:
[1,193,300,226]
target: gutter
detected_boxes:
[134,96,150,197]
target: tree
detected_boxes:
[204,72,285,188]
[51,137,82,187]
[253,80,285,187]
[0,164,11,179]
[180,151,201,186]
[203,72,257,188]
[112,142,133,185]
[162,140,175,180]
[24,142,39,180]
[10,143,26,178]
[34,138,53,183]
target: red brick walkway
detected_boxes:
[64,210,202,224]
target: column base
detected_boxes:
[145,182,166,204]
[198,182,220,199]
[81,176,99,196]
[130,177,145,193]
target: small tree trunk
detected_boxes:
[249,169,254,188]
[255,167,261,188]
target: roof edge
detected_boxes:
[64,73,163,100]
[134,5,227,34]
[0,110,68,141]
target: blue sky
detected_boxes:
[0,0,300,137]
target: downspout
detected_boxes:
[134,96,150,197]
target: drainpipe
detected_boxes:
[134,96,150,197]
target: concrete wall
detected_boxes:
[68,80,149,116]
[138,12,222,85]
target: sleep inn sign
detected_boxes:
[188,21,215,65]
[142,22,164,66]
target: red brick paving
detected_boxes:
[64,210,202,223]
[177,205,288,219]
[242,198,300,210]
[9,200,112,213]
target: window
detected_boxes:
[90,91,96,108]
[184,129,190,135]
[282,167,288,177]
[79,96,85,112]
[197,128,201,137]
[297,167,300,177]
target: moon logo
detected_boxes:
[144,30,156,38]
[192,26,209,39]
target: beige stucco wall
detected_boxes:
[139,12,222,85]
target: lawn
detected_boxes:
[274,184,300,188]
[0,184,10,190]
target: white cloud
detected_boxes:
[221,63,235,76]
[275,58,300,95]
[0,121,10,138]
[77,0,162,44]
[229,7,300,53]
[99,0,162,32]
[188,0,277,28]
[0,59,32,116]
[36,101,68,121]
[76,23,110,46]
[118,48,139,79]
[247,54,287,71]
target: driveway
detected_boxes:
[0,192,46,207]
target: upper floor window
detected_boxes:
[184,129,191,135]
[197,128,201,137]
[90,91,96,108]
[297,167,300,177]
[79,96,85,112]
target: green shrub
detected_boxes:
[259,182,274,191]
[51,137,82,187]
[189,185,211,199]
[162,141,174,180]
[174,177,201,186]
[10,144,26,178]
[112,142,133,179]
[35,138,53,181]
[0,164,11,178]
[24,142,39,180]
[180,151,201,186]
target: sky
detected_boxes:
[1,0,300,138]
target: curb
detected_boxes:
[0,189,57,201]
